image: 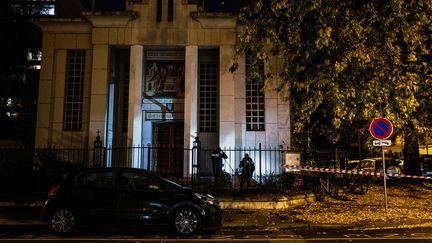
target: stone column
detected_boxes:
[219,45,236,148]
[88,44,109,150]
[234,55,246,147]
[128,45,144,168]
[184,45,198,176]
[35,33,55,148]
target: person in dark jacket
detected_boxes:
[211,147,227,186]
[239,153,255,188]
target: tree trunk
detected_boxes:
[403,130,421,176]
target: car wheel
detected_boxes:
[172,207,201,236]
[48,208,78,236]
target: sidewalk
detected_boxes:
[0,192,46,208]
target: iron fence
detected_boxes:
[1,144,369,193]
[93,144,287,190]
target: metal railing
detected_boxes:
[28,144,288,189]
[1,144,363,193]
[97,144,287,189]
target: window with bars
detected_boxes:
[63,50,85,131]
[246,56,265,131]
[199,63,217,133]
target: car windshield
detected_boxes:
[157,176,189,189]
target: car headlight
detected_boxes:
[194,192,217,205]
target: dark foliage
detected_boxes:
[0,0,48,145]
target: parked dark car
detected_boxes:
[420,156,432,177]
[41,167,222,236]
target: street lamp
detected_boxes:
[193,136,201,149]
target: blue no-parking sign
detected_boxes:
[369,117,393,140]
[369,117,393,211]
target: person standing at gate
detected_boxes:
[239,153,255,188]
[211,147,227,186]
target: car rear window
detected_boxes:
[75,171,114,188]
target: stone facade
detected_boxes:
[34,0,291,176]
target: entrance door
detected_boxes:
[152,122,184,177]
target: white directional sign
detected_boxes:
[373,140,392,147]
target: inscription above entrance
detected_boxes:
[145,112,184,121]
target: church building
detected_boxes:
[34,0,291,178]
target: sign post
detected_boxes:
[369,117,393,211]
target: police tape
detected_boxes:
[283,165,432,180]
